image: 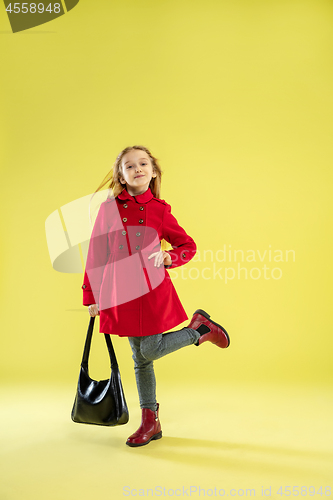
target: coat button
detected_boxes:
[82,285,86,289]
[136,232,141,237]
[123,204,128,208]
[119,245,123,249]
[139,219,144,224]
[122,230,127,235]
[182,253,186,258]
[136,245,140,250]
[139,206,144,211]
[122,217,127,222]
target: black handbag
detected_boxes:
[71,316,129,426]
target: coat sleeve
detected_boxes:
[82,202,109,306]
[162,203,196,269]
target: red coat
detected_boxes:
[82,187,196,337]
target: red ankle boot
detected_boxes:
[126,403,162,447]
[187,309,230,348]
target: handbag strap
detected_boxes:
[81,316,119,371]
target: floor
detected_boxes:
[1,381,332,500]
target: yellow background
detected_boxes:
[1,1,332,499]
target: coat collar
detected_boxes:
[118,187,153,204]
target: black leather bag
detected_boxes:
[71,317,129,426]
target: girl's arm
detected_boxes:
[82,202,109,307]
[162,203,197,269]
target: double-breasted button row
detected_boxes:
[122,203,143,210]
[121,204,144,224]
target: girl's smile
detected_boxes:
[120,149,156,196]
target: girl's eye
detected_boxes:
[126,162,147,169]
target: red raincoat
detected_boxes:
[82,187,196,337]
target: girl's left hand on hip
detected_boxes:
[148,250,172,267]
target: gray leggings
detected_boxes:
[128,327,200,411]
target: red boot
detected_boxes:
[187,309,230,348]
[126,403,162,447]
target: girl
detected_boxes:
[82,145,230,447]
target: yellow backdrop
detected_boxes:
[1,1,332,498]
[1,0,332,386]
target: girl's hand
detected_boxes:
[148,250,172,268]
[88,304,100,317]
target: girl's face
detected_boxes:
[120,149,156,196]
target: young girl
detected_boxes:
[82,145,230,447]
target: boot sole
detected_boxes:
[194,309,230,348]
[126,431,162,447]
